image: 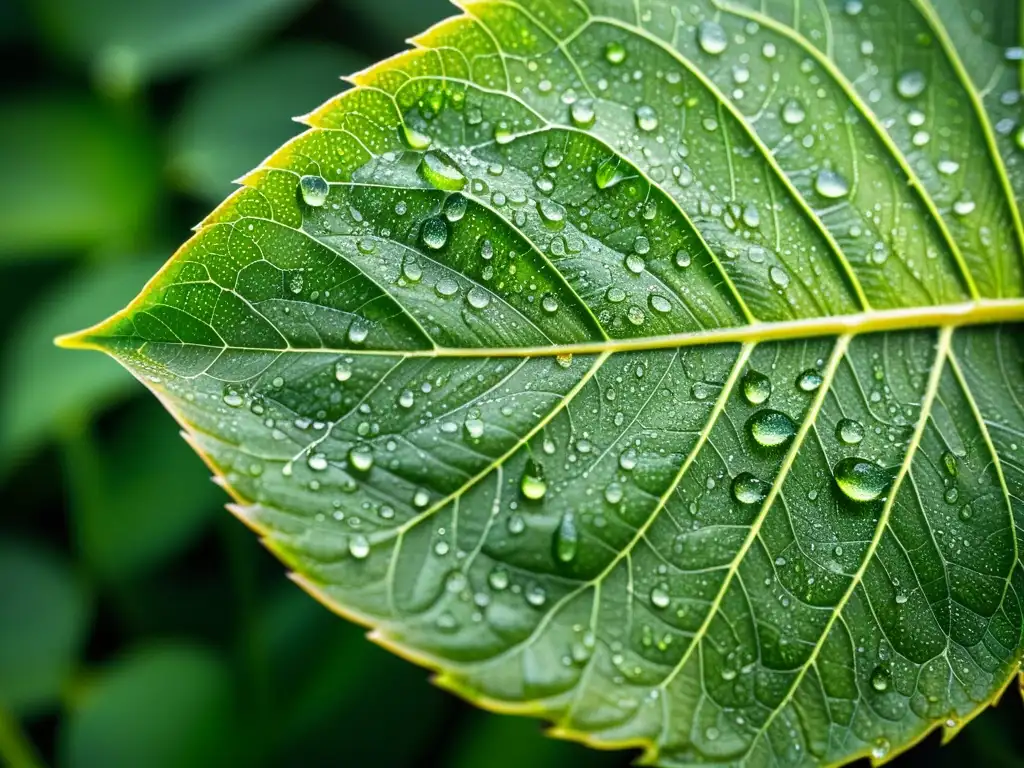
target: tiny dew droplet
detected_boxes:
[742,370,772,405]
[605,41,627,64]
[747,410,798,448]
[815,169,849,199]
[797,368,823,392]
[419,151,466,191]
[348,535,371,559]
[732,472,770,505]
[833,457,890,503]
[521,460,547,500]
[835,418,864,445]
[421,216,448,250]
[555,511,579,562]
[298,174,329,207]
[697,20,728,55]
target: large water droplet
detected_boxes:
[435,277,459,298]
[870,665,890,692]
[742,370,772,405]
[797,368,823,392]
[348,445,374,473]
[443,193,468,221]
[635,105,659,132]
[595,156,627,189]
[521,460,547,500]
[467,286,490,309]
[896,70,927,99]
[421,217,448,250]
[815,169,849,199]
[419,151,466,191]
[402,123,432,150]
[833,457,890,503]
[732,472,770,505]
[697,20,728,55]
[298,174,329,207]
[605,41,627,65]
[555,512,579,562]
[835,418,864,445]
[747,410,797,448]
[349,535,371,559]
[488,568,509,590]
[650,585,671,609]
[781,99,806,125]
[570,100,596,128]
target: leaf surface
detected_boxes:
[62,1,1024,765]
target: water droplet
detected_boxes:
[835,418,864,445]
[223,391,244,408]
[605,41,627,65]
[625,254,645,274]
[541,294,559,313]
[444,193,468,221]
[944,487,959,504]
[748,410,797,448]
[538,199,566,226]
[619,448,638,471]
[959,504,973,521]
[769,266,791,288]
[732,472,770,505]
[635,105,659,132]
[348,445,374,473]
[570,100,596,128]
[697,20,728,55]
[413,488,431,508]
[421,216,448,250]
[525,583,547,607]
[781,99,806,125]
[815,169,850,199]
[488,568,509,590]
[467,286,490,309]
[298,174,329,207]
[435,277,459,298]
[464,418,484,440]
[871,738,891,759]
[742,370,772,405]
[797,368,823,392]
[555,512,579,562]
[402,123,431,150]
[521,460,547,500]
[650,585,671,609]
[953,198,976,217]
[896,70,927,99]
[675,250,692,268]
[942,450,959,477]
[402,257,422,283]
[870,665,890,691]
[307,453,329,471]
[833,457,890,503]
[349,535,370,559]
[493,124,514,144]
[419,151,466,191]
[604,482,623,504]
[649,294,671,313]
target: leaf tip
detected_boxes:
[53,327,104,353]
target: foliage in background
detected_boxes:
[2,0,1024,767]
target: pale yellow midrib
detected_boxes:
[68,298,1024,359]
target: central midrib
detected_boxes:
[71,297,1024,359]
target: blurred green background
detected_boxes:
[0,1,1022,766]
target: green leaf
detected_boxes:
[61,1,1024,765]
[1,257,161,462]
[34,0,315,95]
[169,43,367,204]
[0,98,159,257]
[0,543,89,714]
[60,645,235,768]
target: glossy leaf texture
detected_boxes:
[62,1,1024,765]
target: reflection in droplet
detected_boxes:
[298,175,329,207]
[833,457,891,503]
[747,410,797,448]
